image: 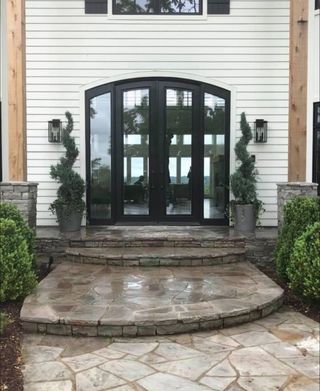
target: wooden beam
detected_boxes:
[288,0,308,181]
[7,0,27,181]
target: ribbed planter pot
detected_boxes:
[234,204,255,234]
[57,209,82,233]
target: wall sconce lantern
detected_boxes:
[254,119,268,143]
[48,119,62,143]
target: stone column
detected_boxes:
[277,182,318,229]
[0,182,38,228]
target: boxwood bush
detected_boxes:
[275,196,320,280]
[0,218,37,302]
[287,222,320,300]
[0,203,35,262]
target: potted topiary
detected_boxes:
[230,112,263,233]
[49,111,85,232]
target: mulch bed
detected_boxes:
[0,264,50,391]
[0,301,24,391]
[259,265,320,323]
[0,264,319,391]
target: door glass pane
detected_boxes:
[165,89,192,215]
[203,93,226,219]
[122,89,150,215]
[90,93,112,220]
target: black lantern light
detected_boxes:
[48,119,62,143]
[254,119,268,143]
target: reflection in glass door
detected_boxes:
[203,93,226,219]
[89,92,112,220]
[122,89,150,215]
[165,89,193,215]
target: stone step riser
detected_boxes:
[66,253,245,266]
[36,239,246,255]
[71,241,245,248]
[22,296,283,338]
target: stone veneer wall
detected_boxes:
[0,182,38,229]
[245,236,277,267]
[277,182,318,229]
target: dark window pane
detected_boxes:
[207,0,230,14]
[85,0,107,13]
[160,0,200,13]
[115,0,155,13]
[90,93,112,220]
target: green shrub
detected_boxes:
[0,203,35,259]
[0,218,37,302]
[275,196,320,279]
[287,222,320,300]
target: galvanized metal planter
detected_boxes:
[57,210,82,232]
[234,204,255,234]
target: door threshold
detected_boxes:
[114,221,201,226]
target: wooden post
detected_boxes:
[7,0,27,181]
[288,0,308,181]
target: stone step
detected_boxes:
[65,247,246,266]
[21,261,284,337]
[68,236,245,249]
[36,226,246,255]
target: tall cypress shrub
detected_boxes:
[230,112,262,219]
[49,112,85,221]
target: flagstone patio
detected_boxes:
[22,308,320,391]
[21,261,283,337]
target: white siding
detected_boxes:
[25,0,290,226]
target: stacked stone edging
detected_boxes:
[0,181,38,228]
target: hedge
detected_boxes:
[275,196,320,280]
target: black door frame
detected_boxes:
[85,77,230,225]
[313,102,320,194]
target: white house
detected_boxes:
[0,0,319,227]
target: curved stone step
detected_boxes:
[36,226,246,255]
[65,247,246,266]
[21,261,283,337]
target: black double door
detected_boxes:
[87,78,229,225]
[115,80,201,223]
